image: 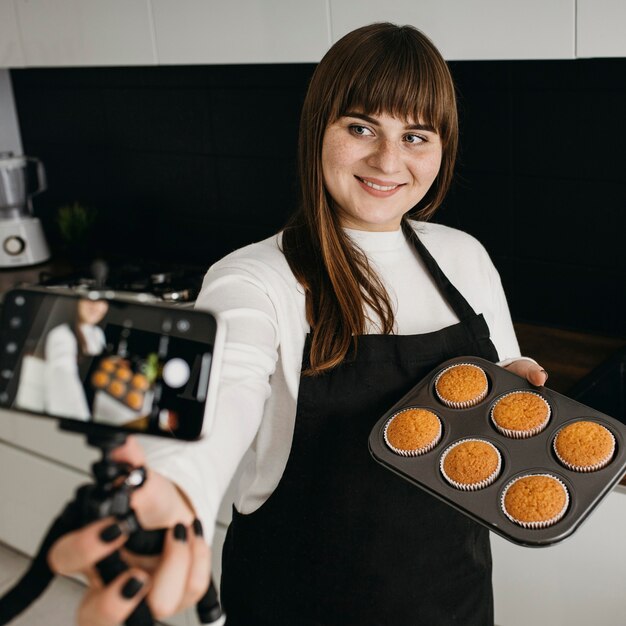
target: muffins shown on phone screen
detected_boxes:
[553,421,615,472]
[434,363,489,409]
[384,408,442,457]
[491,391,551,439]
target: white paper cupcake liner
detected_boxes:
[434,363,489,409]
[383,409,442,457]
[439,438,502,491]
[501,473,570,529]
[490,391,551,439]
[553,424,616,472]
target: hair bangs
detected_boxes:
[330,27,455,143]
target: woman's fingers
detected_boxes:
[178,519,212,611]
[504,360,548,387]
[77,568,151,626]
[527,366,549,386]
[48,517,127,576]
[146,524,193,619]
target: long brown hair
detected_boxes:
[282,23,458,375]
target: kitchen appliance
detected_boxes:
[0,152,50,267]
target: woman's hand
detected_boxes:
[48,436,211,625]
[503,359,549,387]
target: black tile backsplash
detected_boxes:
[10,59,626,336]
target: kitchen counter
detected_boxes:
[0,259,73,298]
[514,321,626,394]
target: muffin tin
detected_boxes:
[368,355,626,546]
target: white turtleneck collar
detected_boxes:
[343,226,406,253]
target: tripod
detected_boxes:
[0,423,222,625]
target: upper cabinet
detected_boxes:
[0,0,25,66]
[577,0,626,57]
[1,0,625,68]
[14,0,156,67]
[152,0,330,64]
[330,0,575,60]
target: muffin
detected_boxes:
[553,420,615,472]
[107,379,126,398]
[384,408,442,457]
[131,373,150,391]
[125,390,145,411]
[440,438,502,491]
[100,357,117,373]
[91,370,110,389]
[434,363,489,408]
[115,366,133,382]
[501,474,569,528]
[491,391,551,438]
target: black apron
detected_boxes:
[221,233,499,625]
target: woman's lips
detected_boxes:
[355,175,404,196]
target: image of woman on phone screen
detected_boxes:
[48,23,548,625]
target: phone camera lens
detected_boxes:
[5,342,17,354]
[1,369,13,380]
[176,319,190,332]
[13,295,25,306]
[9,317,21,328]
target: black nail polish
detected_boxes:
[121,577,144,599]
[174,523,187,542]
[100,523,122,543]
[192,518,204,537]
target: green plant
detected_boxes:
[56,202,98,244]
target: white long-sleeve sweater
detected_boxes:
[145,221,525,543]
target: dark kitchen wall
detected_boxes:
[10,59,626,336]
[10,64,315,268]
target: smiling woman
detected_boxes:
[46,22,549,626]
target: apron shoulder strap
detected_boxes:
[402,221,478,322]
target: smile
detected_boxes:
[355,176,401,191]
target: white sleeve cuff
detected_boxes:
[497,356,539,369]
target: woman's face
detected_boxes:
[322,112,442,231]
[77,299,109,325]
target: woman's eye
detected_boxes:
[405,133,426,144]
[349,125,373,136]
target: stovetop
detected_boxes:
[38,260,206,303]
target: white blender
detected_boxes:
[0,152,50,267]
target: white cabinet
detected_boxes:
[492,487,626,626]
[0,439,88,555]
[14,0,156,67]
[330,0,575,60]
[577,0,626,58]
[0,0,25,66]
[151,0,330,64]
[6,0,626,67]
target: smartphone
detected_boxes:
[0,288,223,440]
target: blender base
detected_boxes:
[0,217,50,268]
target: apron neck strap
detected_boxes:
[402,220,478,322]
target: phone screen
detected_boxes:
[0,288,221,440]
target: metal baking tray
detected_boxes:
[368,355,626,547]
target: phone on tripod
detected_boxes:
[0,287,223,440]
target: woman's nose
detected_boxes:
[366,139,401,173]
